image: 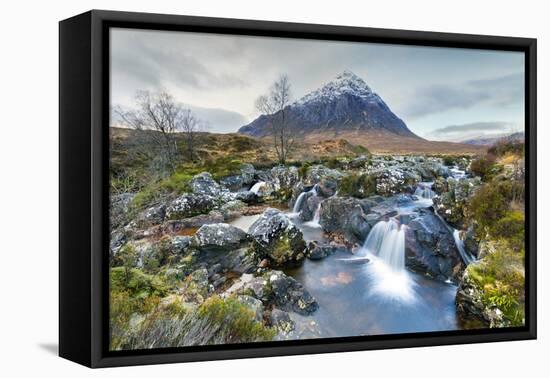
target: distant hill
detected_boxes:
[239,70,484,154]
[461,132,525,146]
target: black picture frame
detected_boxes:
[59,9,537,368]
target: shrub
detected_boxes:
[110,295,275,350]
[110,267,168,297]
[298,162,311,179]
[488,140,524,157]
[467,182,511,236]
[466,240,525,326]
[490,210,525,252]
[442,155,457,166]
[339,173,377,198]
[198,296,275,341]
[470,154,497,180]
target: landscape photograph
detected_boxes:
[108,28,526,351]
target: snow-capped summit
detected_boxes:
[295,70,375,106]
[238,71,418,139]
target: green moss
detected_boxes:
[270,236,293,264]
[110,267,168,298]
[298,162,311,180]
[339,173,377,198]
[198,296,275,341]
[466,240,525,326]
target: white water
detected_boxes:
[361,219,406,271]
[452,229,476,265]
[450,166,466,179]
[414,184,435,199]
[304,202,322,228]
[250,181,266,195]
[292,184,318,214]
[359,219,415,302]
[432,210,477,266]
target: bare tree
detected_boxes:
[180,109,203,161]
[255,75,295,164]
[114,90,204,172]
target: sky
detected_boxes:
[110,28,525,142]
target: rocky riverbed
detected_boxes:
[109,154,515,348]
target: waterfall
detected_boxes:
[452,229,476,265]
[361,219,405,272]
[450,166,466,179]
[250,181,265,195]
[293,184,318,215]
[433,210,477,266]
[292,191,309,213]
[304,202,322,228]
[414,185,435,199]
[361,219,415,301]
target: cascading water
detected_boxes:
[292,184,318,214]
[360,219,415,301]
[450,166,466,179]
[452,229,476,265]
[250,181,266,195]
[305,202,322,228]
[361,219,406,271]
[433,210,477,266]
[414,184,435,199]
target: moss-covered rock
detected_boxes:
[456,239,525,327]
[249,208,307,266]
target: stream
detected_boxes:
[230,166,470,338]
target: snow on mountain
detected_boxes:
[238,70,417,139]
[294,70,378,106]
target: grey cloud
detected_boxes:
[431,121,514,135]
[402,73,524,119]
[184,104,249,133]
[111,30,248,91]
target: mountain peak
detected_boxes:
[295,70,374,106]
[239,70,418,140]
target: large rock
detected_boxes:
[161,211,225,234]
[165,193,219,220]
[404,209,464,281]
[432,177,480,228]
[304,165,344,197]
[417,160,450,180]
[110,192,136,229]
[271,166,300,191]
[270,308,295,334]
[220,164,256,191]
[300,193,323,222]
[372,168,411,196]
[307,241,338,260]
[112,236,188,271]
[456,267,508,328]
[238,270,318,315]
[193,223,249,252]
[133,203,166,227]
[236,295,264,322]
[189,172,222,196]
[319,197,375,245]
[249,208,308,266]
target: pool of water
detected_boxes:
[285,249,459,338]
[230,203,461,339]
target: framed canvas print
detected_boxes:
[59,10,537,368]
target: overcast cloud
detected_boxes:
[110,28,525,141]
